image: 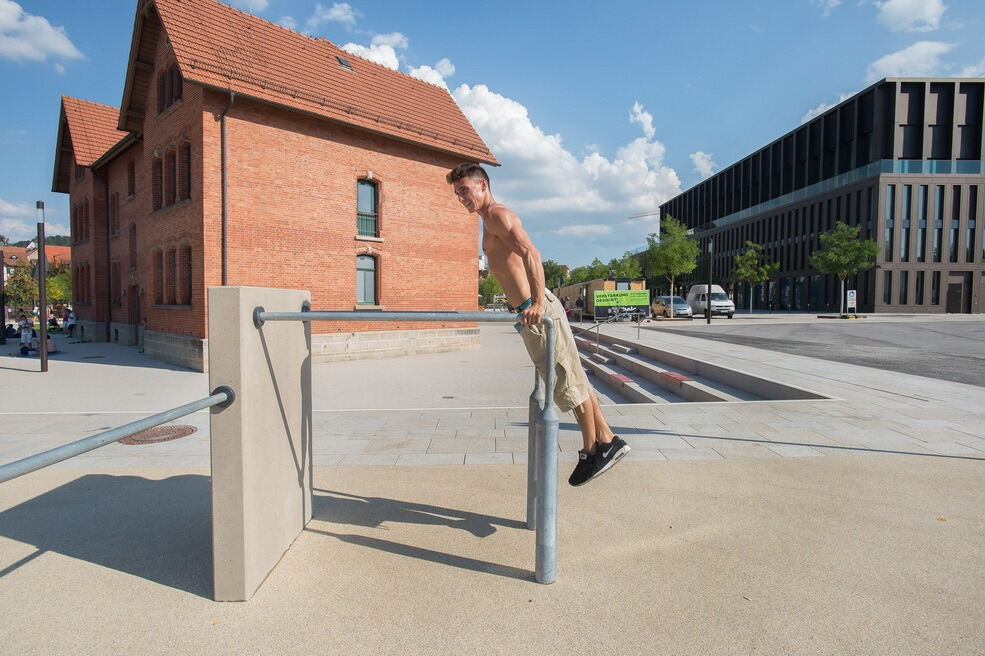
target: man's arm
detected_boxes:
[485,205,546,326]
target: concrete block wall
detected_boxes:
[208,286,312,602]
[143,329,208,372]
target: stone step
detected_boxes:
[579,355,665,404]
[576,336,750,403]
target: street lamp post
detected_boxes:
[37,201,48,373]
[706,239,713,325]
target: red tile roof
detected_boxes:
[140,0,496,165]
[44,245,72,264]
[1,246,71,268]
[60,96,130,166]
[2,247,28,268]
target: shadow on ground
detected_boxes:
[310,488,532,581]
[0,474,212,597]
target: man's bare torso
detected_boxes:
[481,204,531,306]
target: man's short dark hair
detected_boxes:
[446,162,490,187]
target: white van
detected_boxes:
[686,284,735,318]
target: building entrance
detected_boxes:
[945,272,972,313]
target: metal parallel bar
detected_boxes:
[0,387,235,485]
[535,319,559,584]
[256,309,519,325]
[254,305,560,584]
[526,373,544,530]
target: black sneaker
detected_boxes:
[568,450,597,487]
[593,436,630,479]
[568,436,630,487]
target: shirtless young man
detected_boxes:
[447,163,629,486]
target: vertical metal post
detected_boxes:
[526,372,544,529]
[535,318,559,584]
[37,215,48,373]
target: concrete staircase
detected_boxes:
[575,332,787,404]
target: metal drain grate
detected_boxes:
[119,424,197,445]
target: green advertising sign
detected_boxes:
[593,290,649,307]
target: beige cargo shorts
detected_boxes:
[518,290,592,413]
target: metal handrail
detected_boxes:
[253,305,561,585]
[0,387,235,485]
[572,309,648,349]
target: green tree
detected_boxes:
[609,251,642,279]
[543,259,568,290]
[0,234,9,246]
[478,274,503,306]
[810,221,880,315]
[731,241,780,313]
[568,258,609,284]
[46,259,72,305]
[644,215,699,317]
[4,259,38,312]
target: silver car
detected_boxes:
[651,295,692,318]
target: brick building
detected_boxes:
[51,0,497,370]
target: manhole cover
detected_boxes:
[119,424,197,445]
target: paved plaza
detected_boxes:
[1,313,983,654]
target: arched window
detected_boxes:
[357,179,378,237]
[356,255,377,305]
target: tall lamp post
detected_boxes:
[0,244,6,345]
[706,239,713,324]
[37,201,48,373]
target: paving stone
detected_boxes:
[465,453,515,465]
[764,443,824,457]
[713,445,780,459]
[659,448,723,461]
[426,438,496,454]
[395,453,465,466]
[362,438,432,455]
[338,454,398,466]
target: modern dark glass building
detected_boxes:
[660,78,985,313]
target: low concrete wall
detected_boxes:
[208,286,312,602]
[311,327,478,362]
[135,326,478,371]
[143,330,208,372]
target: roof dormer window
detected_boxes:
[336,56,353,71]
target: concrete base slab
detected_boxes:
[1,455,982,654]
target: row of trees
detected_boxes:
[530,215,879,315]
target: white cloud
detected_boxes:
[278,16,298,31]
[452,84,680,236]
[0,0,83,64]
[866,40,953,81]
[342,42,399,69]
[629,102,655,140]
[408,58,455,89]
[689,151,717,179]
[371,32,408,49]
[0,198,67,242]
[956,57,985,77]
[554,224,614,236]
[801,91,856,123]
[225,0,269,11]
[306,2,359,31]
[874,0,946,32]
[811,0,841,17]
[341,32,409,70]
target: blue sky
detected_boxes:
[1,0,984,267]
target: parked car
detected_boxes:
[651,295,692,318]
[686,284,735,318]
